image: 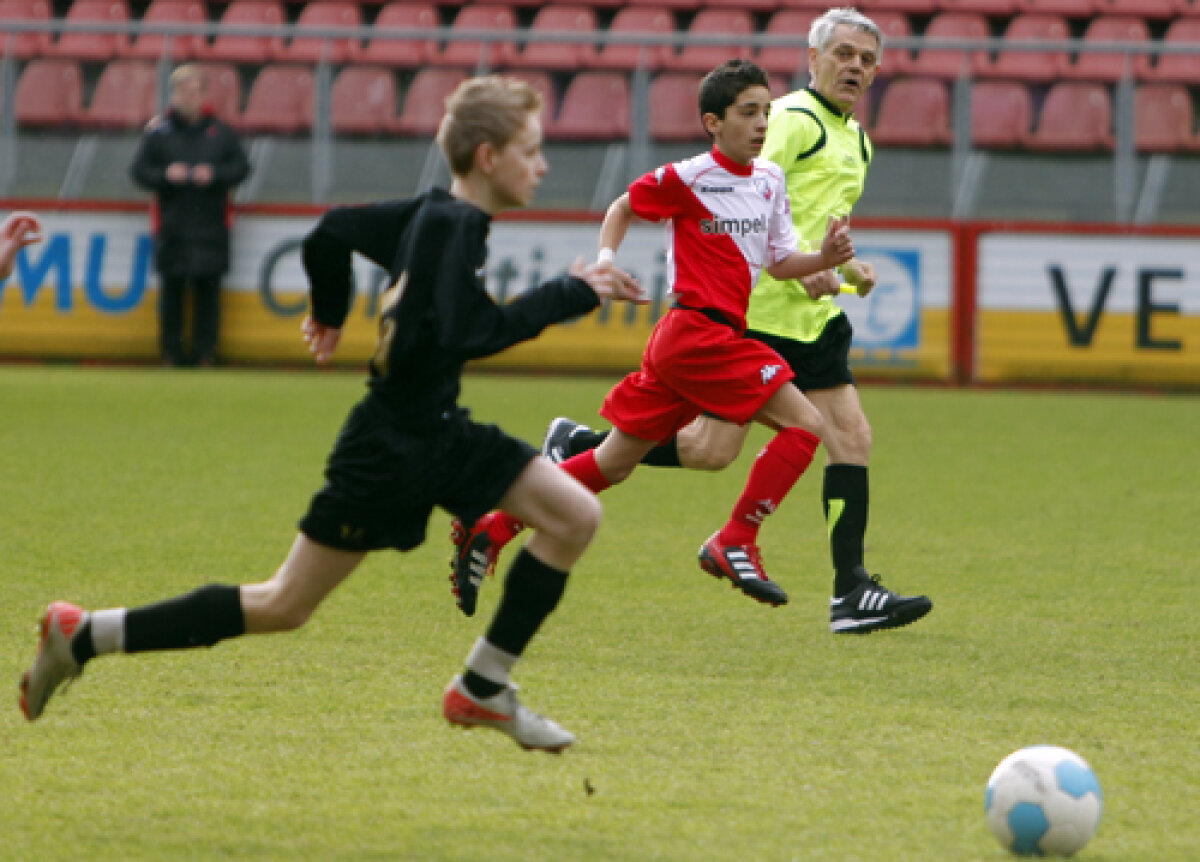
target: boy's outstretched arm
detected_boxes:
[765,215,854,292]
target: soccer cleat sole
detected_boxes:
[831,597,933,634]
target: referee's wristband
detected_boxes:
[597,247,615,265]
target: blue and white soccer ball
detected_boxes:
[985,745,1103,857]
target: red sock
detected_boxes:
[481,449,612,547]
[718,427,819,546]
[559,449,613,493]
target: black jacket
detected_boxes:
[130,107,250,278]
[303,189,601,428]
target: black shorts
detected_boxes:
[298,399,538,553]
[746,312,855,392]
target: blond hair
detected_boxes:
[168,63,204,91]
[436,76,543,177]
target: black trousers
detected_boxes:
[160,274,220,365]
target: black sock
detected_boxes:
[823,465,870,596]
[484,549,569,658]
[640,437,682,468]
[463,670,505,700]
[125,584,246,653]
[71,620,96,666]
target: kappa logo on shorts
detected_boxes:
[760,364,783,384]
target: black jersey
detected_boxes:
[302,188,600,428]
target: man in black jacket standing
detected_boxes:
[132,64,249,366]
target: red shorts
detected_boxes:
[601,308,795,443]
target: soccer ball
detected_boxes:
[985,745,1103,857]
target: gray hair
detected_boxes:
[809,7,884,53]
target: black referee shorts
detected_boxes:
[746,312,856,392]
[298,399,538,553]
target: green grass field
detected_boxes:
[1,366,1196,861]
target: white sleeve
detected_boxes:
[766,172,798,265]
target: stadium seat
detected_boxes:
[504,69,557,130]
[671,8,753,74]
[848,0,935,13]
[624,0,699,10]
[360,2,438,68]
[83,59,158,130]
[196,61,241,122]
[392,67,466,136]
[14,58,84,128]
[909,13,989,81]
[550,71,630,141]
[1024,81,1113,152]
[237,64,313,135]
[202,0,286,64]
[970,80,1032,149]
[1093,0,1183,19]
[1013,0,1099,14]
[1061,16,1151,82]
[942,0,1018,13]
[978,14,1071,83]
[1134,84,1197,154]
[0,0,53,61]
[1146,18,1200,85]
[127,0,209,62]
[756,9,817,80]
[48,0,130,62]
[869,77,952,148]
[506,5,598,71]
[587,6,675,72]
[283,1,363,65]
[872,12,913,78]
[703,0,779,12]
[330,65,398,136]
[433,5,518,70]
[647,72,705,142]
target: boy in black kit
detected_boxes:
[19,76,644,752]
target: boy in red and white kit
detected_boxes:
[452,60,853,613]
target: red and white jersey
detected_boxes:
[627,147,797,330]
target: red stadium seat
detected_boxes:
[48,0,130,62]
[671,8,753,74]
[550,71,630,141]
[0,0,53,61]
[848,0,934,12]
[1024,82,1113,152]
[360,2,438,68]
[869,77,952,148]
[330,65,397,136]
[392,67,466,136]
[1061,17,1152,82]
[970,80,1032,149]
[909,13,989,81]
[127,0,209,62]
[14,58,84,128]
[942,0,1018,12]
[1094,0,1183,19]
[83,59,158,130]
[978,14,1071,83]
[1014,0,1099,14]
[196,62,241,122]
[237,64,313,134]
[1146,18,1200,85]
[588,6,674,72]
[433,5,518,70]
[202,0,285,64]
[504,69,557,130]
[507,5,598,71]
[1134,84,1197,154]
[872,12,913,77]
[756,9,817,80]
[647,72,705,142]
[624,0,698,10]
[283,1,363,65]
